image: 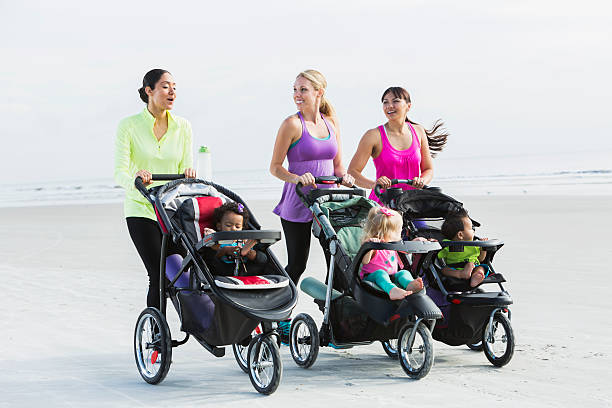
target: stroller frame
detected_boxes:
[376,178,515,367]
[132,174,297,394]
[288,176,443,379]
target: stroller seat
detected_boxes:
[432,257,507,293]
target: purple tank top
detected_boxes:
[369,122,421,203]
[273,112,338,222]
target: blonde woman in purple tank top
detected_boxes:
[270,70,354,342]
[270,70,354,279]
[348,87,449,202]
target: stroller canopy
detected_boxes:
[395,189,479,226]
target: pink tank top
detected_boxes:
[360,249,402,279]
[369,122,421,203]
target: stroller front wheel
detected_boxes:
[483,312,514,367]
[398,322,434,379]
[248,335,282,394]
[289,313,320,368]
[134,307,172,384]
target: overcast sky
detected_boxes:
[2,0,611,183]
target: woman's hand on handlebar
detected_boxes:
[135,170,152,186]
[295,172,316,187]
[412,177,425,189]
[184,168,196,178]
[374,176,392,190]
[340,173,355,187]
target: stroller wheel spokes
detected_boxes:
[289,313,319,368]
[483,312,514,367]
[134,307,172,384]
[248,335,282,395]
[381,339,399,360]
[398,323,434,379]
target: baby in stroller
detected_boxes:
[202,202,268,274]
[361,206,424,300]
[437,209,489,288]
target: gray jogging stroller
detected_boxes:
[288,176,443,379]
[132,175,298,394]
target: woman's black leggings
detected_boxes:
[280,218,313,284]
[126,217,185,309]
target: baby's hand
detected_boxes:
[216,246,239,259]
[203,228,216,236]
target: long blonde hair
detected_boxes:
[297,69,335,117]
[362,207,403,243]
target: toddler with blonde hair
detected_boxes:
[360,206,424,300]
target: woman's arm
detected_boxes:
[114,120,137,189]
[415,125,434,186]
[178,120,196,177]
[269,116,312,184]
[348,128,380,189]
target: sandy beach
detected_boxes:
[1,195,611,407]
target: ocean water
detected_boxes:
[0,151,610,208]
[1,169,610,209]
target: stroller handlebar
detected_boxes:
[134,174,186,203]
[374,178,441,199]
[295,176,344,200]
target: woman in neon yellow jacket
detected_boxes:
[114,69,196,310]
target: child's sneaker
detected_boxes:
[278,319,291,345]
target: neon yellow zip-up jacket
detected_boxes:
[114,108,193,220]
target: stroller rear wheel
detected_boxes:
[134,307,172,384]
[467,341,484,351]
[248,335,282,395]
[232,343,250,374]
[381,339,399,360]
[233,325,262,373]
[483,312,514,367]
[289,313,320,368]
[398,322,434,379]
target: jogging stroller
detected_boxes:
[288,176,442,379]
[375,179,515,367]
[133,175,298,394]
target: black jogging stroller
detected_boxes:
[133,175,298,394]
[288,176,443,379]
[375,179,515,367]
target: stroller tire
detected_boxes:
[233,325,262,374]
[483,312,514,367]
[467,341,484,351]
[248,335,282,395]
[232,343,250,374]
[381,339,399,360]
[134,307,172,385]
[398,322,434,380]
[289,313,319,368]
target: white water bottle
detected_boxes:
[197,146,212,180]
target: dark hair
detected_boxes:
[212,202,250,229]
[138,69,170,103]
[381,86,449,157]
[440,209,469,240]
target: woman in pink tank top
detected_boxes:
[348,86,448,203]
